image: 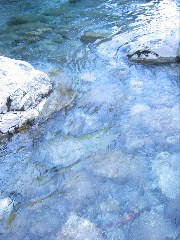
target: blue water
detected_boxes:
[0,0,179,239]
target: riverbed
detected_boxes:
[0,0,179,239]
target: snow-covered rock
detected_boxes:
[0,56,53,134]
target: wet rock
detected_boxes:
[80,31,111,43]
[53,36,66,44]
[43,5,77,17]
[13,35,41,45]
[7,16,29,26]
[69,0,79,3]
[0,56,53,134]
[39,72,75,121]
[177,44,180,58]
[56,212,104,240]
[25,27,52,37]
[7,15,46,26]
[127,30,180,63]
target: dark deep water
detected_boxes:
[0,0,179,239]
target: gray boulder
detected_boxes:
[0,56,53,134]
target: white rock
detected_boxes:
[0,56,53,134]
[127,30,180,63]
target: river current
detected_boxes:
[0,0,179,239]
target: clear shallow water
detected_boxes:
[0,0,180,239]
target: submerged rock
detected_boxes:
[7,15,46,26]
[56,212,104,240]
[0,56,53,135]
[151,152,180,200]
[7,16,29,26]
[13,35,41,45]
[69,0,79,3]
[80,31,111,43]
[127,30,180,63]
[129,208,178,240]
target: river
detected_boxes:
[0,0,179,239]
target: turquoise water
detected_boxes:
[0,0,179,239]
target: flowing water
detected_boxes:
[0,0,179,239]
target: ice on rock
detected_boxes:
[152,152,180,199]
[56,212,104,240]
[129,208,178,240]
